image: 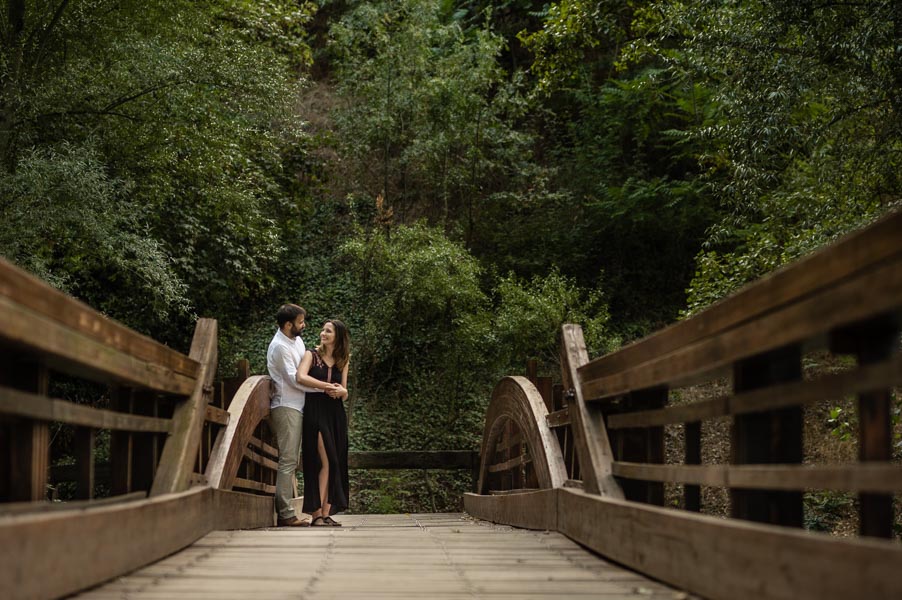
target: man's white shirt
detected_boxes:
[267,329,315,413]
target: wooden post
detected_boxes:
[617,387,667,505]
[73,427,95,500]
[731,344,803,526]
[526,359,537,383]
[131,390,157,493]
[830,314,898,538]
[559,324,623,498]
[2,361,50,501]
[151,319,218,496]
[684,421,701,512]
[536,377,553,414]
[110,386,134,495]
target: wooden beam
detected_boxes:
[348,450,478,470]
[232,477,276,495]
[610,462,902,494]
[607,353,902,429]
[0,296,196,396]
[243,446,279,471]
[73,428,95,500]
[0,491,146,516]
[212,488,274,530]
[487,453,532,473]
[559,324,622,498]
[0,386,171,432]
[0,258,198,379]
[614,387,667,505]
[204,404,230,426]
[831,315,899,538]
[475,377,567,494]
[4,362,50,502]
[731,345,803,527]
[205,376,271,490]
[247,435,280,461]
[577,209,902,388]
[558,488,902,600]
[545,407,570,428]
[109,387,134,496]
[684,421,701,512]
[151,319,218,496]
[0,487,271,599]
[0,487,213,600]
[581,254,902,400]
[463,489,557,531]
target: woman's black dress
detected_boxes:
[301,350,349,515]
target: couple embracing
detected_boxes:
[266,304,351,527]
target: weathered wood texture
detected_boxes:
[558,488,902,600]
[467,211,902,600]
[558,325,622,497]
[205,375,271,490]
[475,376,567,494]
[72,513,682,600]
[0,487,276,600]
[463,489,557,531]
[577,209,902,397]
[0,386,172,432]
[466,487,902,600]
[610,461,902,493]
[151,319,218,496]
[0,258,198,394]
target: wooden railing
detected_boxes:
[0,259,275,599]
[466,209,902,599]
[0,257,479,599]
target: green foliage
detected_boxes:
[0,0,312,341]
[212,0,319,69]
[826,407,854,443]
[494,269,613,371]
[803,491,853,533]
[0,143,188,327]
[328,0,532,232]
[340,222,491,394]
[658,0,902,310]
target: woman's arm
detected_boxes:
[326,363,350,400]
[295,351,337,391]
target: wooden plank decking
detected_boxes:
[72,514,691,600]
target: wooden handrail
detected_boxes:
[0,258,198,394]
[577,209,902,389]
[466,210,902,600]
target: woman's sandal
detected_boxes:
[323,516,342,527]
[311,516,328,527]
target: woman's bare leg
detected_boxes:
[317,432,332,516]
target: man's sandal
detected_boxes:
[277,516,310,527]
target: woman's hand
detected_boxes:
[326,384,347,400]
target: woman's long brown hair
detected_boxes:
[318,319,350,370]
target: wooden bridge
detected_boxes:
[1,210,901,599]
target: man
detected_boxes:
[266,303,315,527]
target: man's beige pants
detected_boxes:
[270,406,302,520]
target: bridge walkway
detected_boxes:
[74,513,686,600]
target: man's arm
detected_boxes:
[275,345,317,393]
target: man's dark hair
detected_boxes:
[276,304,306,328]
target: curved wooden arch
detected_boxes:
[205,375,272,490]
[476,376,567,494]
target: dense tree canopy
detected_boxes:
[2,0,899,510]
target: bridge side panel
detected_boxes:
[0,488,213,600]
[558,488,902,600]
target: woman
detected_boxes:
[296,319,350,526]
